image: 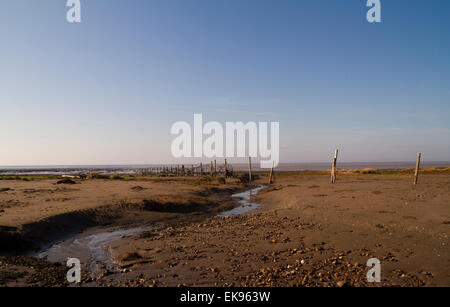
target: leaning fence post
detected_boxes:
[268,161,274,185]
[414,152,421,185]
[331,149,339,184]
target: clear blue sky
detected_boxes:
[0,0,449,165]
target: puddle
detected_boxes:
[218,185,265,217]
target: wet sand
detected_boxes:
[1,172,449,287]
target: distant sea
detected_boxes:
[0,162,449,175]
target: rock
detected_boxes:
[120,252,143,262]
[131,186,144,191]
[337,281,346,287]
[57,178,76,185]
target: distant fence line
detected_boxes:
[141,159,234,178]
[143,150,425,186]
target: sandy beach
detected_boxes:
[0,170,449,287]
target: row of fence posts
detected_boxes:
[147,159,233,178]
[330,149,422,185]
[248,157,275,186]
[146,150,423,186]
[146,157,275,186]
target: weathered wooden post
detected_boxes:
[224,158,228,176]
[210,161,213,176]
[268,161,274,185]
[248,156,252,185]
[331,149,339,184]
[181,165,185,177]
[214,160,217,176]
[414,152,421,185]
[200,163,203,176]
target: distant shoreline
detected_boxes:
[0,161,449,175]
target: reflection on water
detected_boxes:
[218,185,265,217]
[38,226,151,277]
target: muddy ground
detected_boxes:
[0,172,449,287]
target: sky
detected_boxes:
[0,0,449,166]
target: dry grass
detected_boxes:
[344,168,377,174]
[109,174,125,180]
[421,167,450,173]
[337,167,450,175]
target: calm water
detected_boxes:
[37,226,152,278]
[218,185,265,217]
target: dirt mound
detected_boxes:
[0,205,123,254]
[122,197,218,214]
[57,178,76,185]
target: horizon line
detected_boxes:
[1,161,449,168]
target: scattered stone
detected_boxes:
[120,252,143,262]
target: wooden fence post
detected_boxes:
[224,158,228,176]
[414,152,421,185]
[268,161,274,185]
[200,163,203,176]
[214,160,217,176]
[331,149,339,184]
[248,156,252,185]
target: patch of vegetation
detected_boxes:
[352,168,377,174]
[237,173,260,184]
[214,177,226,184]
[86,172,109,180]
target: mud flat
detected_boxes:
[0,176,244,286]
[1,171,449,287]
[101,172,450,287]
